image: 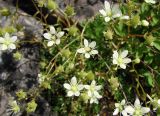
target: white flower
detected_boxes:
[7,100,20,115]
[113,99,128,116]
[112,50,131,69]
[43,26,64,46]
[38,73,46,84]
[141,20,149,26]
[99,1,129,22]
[145,0,156,4]
[63,76,84,97]
[124,97,150,116]
[0,33,17,50]
[84,80,102,104]
[77,39,98,58]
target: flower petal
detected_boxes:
[74,91,80,96]
[113,59,118,64]
[125,106,135,115]
[95,85,102,90]
[11,36,17,42]
[55,39,60,45]
[1,44,7,50]
[71,76,77,85]
[57,31,64,38]
[50,26,56,34]
[47,41,55,47]
[105,17,111,22]
[89,41,96,48]
[77,48,85,53]
[63,83,71,90]
[67,91,74,97]
[113,108,119,115]
[120,16,130,20]
[121,99,126,105]
[120,64,126,69]
[121,50,128,58]
[0,37,5,43]
[113,51,118,59]
[8,43,16,49]
[4,33,10,39]
[104,1,111,13]
[141,107,150,114]
[123,58,131,64]
[85,53,90,58]
[84,39,89,47]
[43,33,51,40]
[78,84,84,90]
[84,85,90,89]
[90,50,98,55]
[99,9,106,16]
[134,97,140,107]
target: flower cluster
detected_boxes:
[113,97,150,116]
[63,77,102,104]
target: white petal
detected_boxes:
[94,91,102,99]
[1,44,7,50]
[120,16,130,20]
[11,36,17,42]
[134,97,140,107]
[77,48,85,53]
[84,85,90,89]
[88,91,92,97]
[8,44,16,49]
[113,51,119,59]
[47,41,55,46]
[123,58,131,64]
[120,64,126,69]
[0,37,5,43]
[121,50,128,58]
[112,4,122,18]
[95,85,102,90]
[71,76,77,85]
[141,107,150,114]
[105,17,111,22]
[121,99,126,105]
[57,31,64,38]
[74,91,80,96]
[158,99,160,104]
[99,9,106,16]
[89,41,96,48]
[85,53,90,58]
[78,84,84,90]
[55,39,60,45]
[90,50,98,55]
[115,103,120,107]
[84,39,89,47]
[43,33,51,40]
[50,26,56,34]
[122,110,128,116]
[104,1,111,13]
[67,91,74,97]
[112,13,122,18]
[113,108,119,115]
[63,83,71,90]
[91,80,96,86]
[125,106,135,114]
[113,59,118,64]
[4,33,10,38]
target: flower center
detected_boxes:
[4,39,12,45]
[84,47,91,52]
[107,11,112,17]
[71,85,78,92]
[134,106,142,116]
[117,57,123,64]
[51,35,56,40]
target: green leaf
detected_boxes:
[153,40,160,51]
[143,72,154,87]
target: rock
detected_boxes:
[87,0,98,5]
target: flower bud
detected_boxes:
[13,52,22,61]
[134,58,141,64]
[144,34,155,46]
[0,8,10,16]
[141,20,149,26]
[86,71,95,80]
[104,29,113,40]
[108,76,119,93]
[26,100,37,113]
[65,5,75,16]
[47,0,58,10]
[68,26,78,36]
